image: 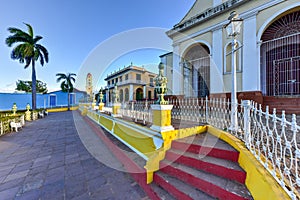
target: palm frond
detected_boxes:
[70,76,76,83]
[34,49,39,60]
[69,73,77,77]
[56,73,67,82]
[11,47,23,60]
[7,27,23,34]
[23,23,34,37]
[5,35,29,47]
[24,57,32,69]
[60,82,68,92]
[7,27,32,41]
[33,35,43,44]
[56,73,66,77]
[56,72,76,93]
[23,45,34,57]
[35,44,49,63]
[37,51,44,66]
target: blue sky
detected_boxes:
[0,0,195,92]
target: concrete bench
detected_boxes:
[38,111,44,118]
[10,121,22,132]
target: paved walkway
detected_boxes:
[0,111,149,200]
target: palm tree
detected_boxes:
[6,23,49,110]
[56,73,76,111]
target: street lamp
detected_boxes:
[224,11,243,132]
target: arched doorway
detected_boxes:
[261,10,300,96]
[148,91,152,100]
[181,44,210,97]
[136,88,143,100]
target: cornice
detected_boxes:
[172,0,285,47]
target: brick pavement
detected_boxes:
[0,111,149,200]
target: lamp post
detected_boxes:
[224,11,243,132]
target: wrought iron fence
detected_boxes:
[83,97,299,198]
[119,100,154,125]
[244,102,300,199]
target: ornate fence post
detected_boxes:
[112,84,121,117]
[12,103,17,116]
[25,103,31,121]
[150,62,174,132]
[92,98,96,110]
[148,62,174,184]
[242,100,251,148]
[99,88,105,112]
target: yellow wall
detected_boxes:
[223,72,243,92]
[47,106,78,112]
[180,32,212,56]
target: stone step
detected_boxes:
[171,132,240,162]
[150,181,176,200]
[154,171,216,200]
[160,160,253,200]
[165,148,246,184]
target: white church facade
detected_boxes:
[161,0,300,113]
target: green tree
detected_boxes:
[6,23,49,110]
[56,73,76,111]
[16,80,48,93]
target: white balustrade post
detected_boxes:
[242,100,251,148]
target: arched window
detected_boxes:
[119,89,123,103]
[260,10,300,96]
[224,41,242,74]
[125,88,129,102]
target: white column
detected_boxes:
[243,15,259,91]
[143,85,146,99]
[183,62,191,97]
[106,90,109,105]
[211,28,224,93]
[172,45,183,95]
[129,85,134,101]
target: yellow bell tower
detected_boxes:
[86,73,93,102]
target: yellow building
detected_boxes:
[161,0,300,107]
[104,63,157,103]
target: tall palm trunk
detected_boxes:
[32,60,37,110]
[67,91,70,111]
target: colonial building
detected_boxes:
[104,63,157,103]
[161,0,300,112]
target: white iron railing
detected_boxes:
[102,107,112,113]
[82,98,299,198]
[169,97,299,199]
[244,102,300,200]
[119,100,154,125]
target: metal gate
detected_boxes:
[261,33,300,96]
[273,56,300,96]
